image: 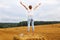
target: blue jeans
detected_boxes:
[27,18,34,32]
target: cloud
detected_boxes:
[0,13,20,23]
[0,0,60,23]
[41,0,59,4]
[36,0,60,21]
[0,3,11,9]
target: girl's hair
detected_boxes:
[29,5,32,9]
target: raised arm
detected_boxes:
[34,3,41,10]
[20,1,28,10]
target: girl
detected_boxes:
[20,1,41,32]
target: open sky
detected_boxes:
[0,0,60,23]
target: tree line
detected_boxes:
[0,21,60,28]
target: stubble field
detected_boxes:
[0,23,60,40]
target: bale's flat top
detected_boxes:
[14,33,46,40]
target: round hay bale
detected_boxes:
[13,33,47,40]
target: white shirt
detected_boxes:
[26,9,34,19]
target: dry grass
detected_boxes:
[0,23,60,40]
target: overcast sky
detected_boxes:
[0,0,60,23]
